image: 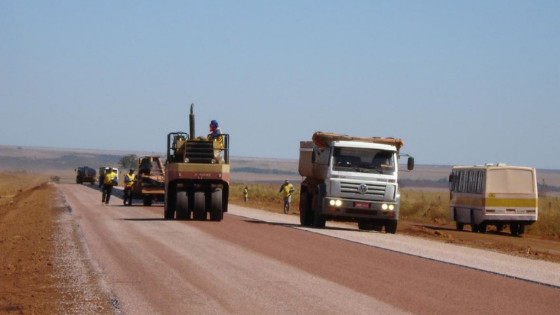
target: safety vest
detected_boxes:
[210,128,224,149]
[281,183,294,197]
[104,171,117,186]
[124,173,135,188]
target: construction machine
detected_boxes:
[130,156,165,206]
[164,104,230,221]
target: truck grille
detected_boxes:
[340,181,386,200]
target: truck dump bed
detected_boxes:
[312,132,404,150]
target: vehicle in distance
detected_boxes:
[75,166,96,185]
[131,156,165,206]
[449,164,538,236]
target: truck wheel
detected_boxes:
[358,220,375,230]
[176,191,190,220]
[210,189,223,221]
[143,195,153,206]
[312,190,326,228]
[299,190,313,227]
[193,191,206,220]
[456,222,464,231]
[385,221,397,234]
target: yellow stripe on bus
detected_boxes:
[484,198,537,208]
[452,196,537,208]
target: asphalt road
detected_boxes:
[58,183,560,314]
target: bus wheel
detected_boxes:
[496,223,504,233]
[470,211,478,232]
[471,224,479,233]
[518,224,525,235]
[456,222,464,231]
[478,223,487,233]
[510,223,520,236]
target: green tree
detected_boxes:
[119,154,138,170]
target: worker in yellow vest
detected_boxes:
[102,167,118,205]
[243,185,249,203]
[279,180,295,214]
[123,168,136,206]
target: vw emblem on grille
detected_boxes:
[357,183,368,194]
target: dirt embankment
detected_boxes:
[0,173,112,314]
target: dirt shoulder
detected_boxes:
[0,174,113,314]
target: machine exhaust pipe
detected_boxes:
[189,103,195,140]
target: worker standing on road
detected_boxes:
[243,185,249,203]
[279,180,295,214]
[123,168,135,206]
[102,167,118,205]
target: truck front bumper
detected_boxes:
[323,197,398,220]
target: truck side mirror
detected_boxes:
[407,157,414,171]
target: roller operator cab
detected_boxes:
[299,132,414,233]
[164,104,230,221]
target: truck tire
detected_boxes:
[210,189,223,221]
[164,186,176,220]
[193,191,206,220]
[312,185,326,228]
[143,195,153,206]
[176,191,190,220]
[358,220,375,230]
[385,221,397,234]
[299,189,313,227]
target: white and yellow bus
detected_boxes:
[449,164,538,236]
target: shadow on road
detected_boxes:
[244,219,367,233]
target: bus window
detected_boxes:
[476,171,484,193]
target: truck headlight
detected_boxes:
[382,204,395,211]
[329,199,342,207]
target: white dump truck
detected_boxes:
[298,132,414,233]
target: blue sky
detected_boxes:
[1,1,559,169]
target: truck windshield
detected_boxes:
[332,147,395,174]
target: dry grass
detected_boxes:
[229,183,560,238]
[399,189,560,238]
[230,183,300,214]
